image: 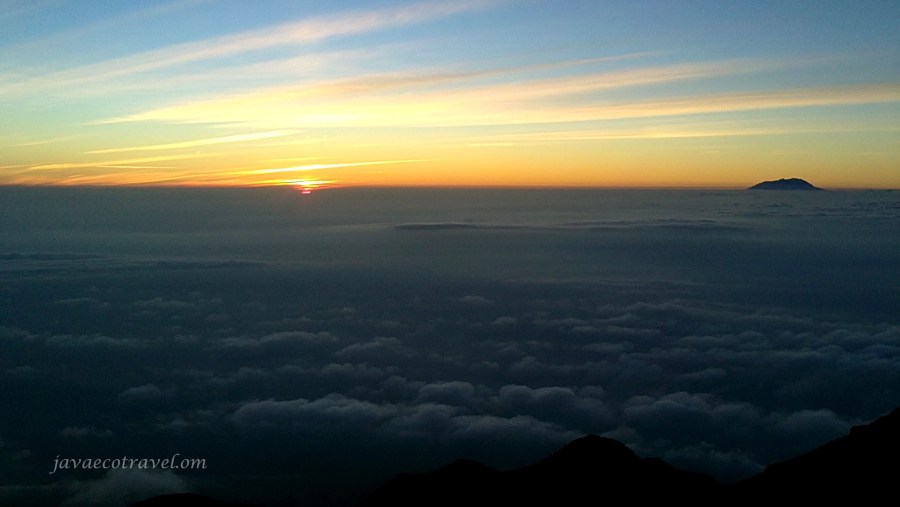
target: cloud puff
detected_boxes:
[317,362,397,379]
[495,385,613,430]
[53,297,110,313]
[382,403,461,439]
[447,414,579,458]
[763,409,852,460]
[492,316,518,326]
[133,298,195,311]
[118,384,167,401]
[4,365,36,378]
[58,427,114,439]
[769,409,850,436]
[415,381,478,408]
[62,468,189,507]
[337,336,412,362]
[458,295,494,306]
[45,334,144,349]
[231,394,395,432]
[214,331,340,351]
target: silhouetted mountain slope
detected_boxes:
[131,407,899,507]
[128,493,260,507]
[508,435,722,504]
[360,459,500,507]
[748,177,822,190]
[734,407,900,501]
[360,435,722,507]
[362,407,900,507]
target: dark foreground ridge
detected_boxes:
[129,493,260,507]
[361,434,722,506]
[747,177,823,190]
[361,406,899,507]
[131,407,899,506]
[733,405,900,501]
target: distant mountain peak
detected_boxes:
[748,178,823,190]
[528,434,639,471]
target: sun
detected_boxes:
[287,178,336,194]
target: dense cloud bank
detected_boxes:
[1,187,898,506]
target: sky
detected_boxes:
[1,0,899,189]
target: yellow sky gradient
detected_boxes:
[2,1,898,189]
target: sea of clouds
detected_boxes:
[2,187,898,506]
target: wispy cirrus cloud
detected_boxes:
[560,83,900,122]
[0,0,207,62]
[464,119,900,146]
[95,58,778,126]
[3,134,83,147]
[13,157,425,187]
[0,0,498,96]
[440,58,785,103]
[87,130,296,154]
[98,50,900,130]
[26,154,208,171]
[232,159,428,176]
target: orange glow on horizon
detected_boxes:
[285,178,338,193]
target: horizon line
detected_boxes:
[0,182,896,191]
